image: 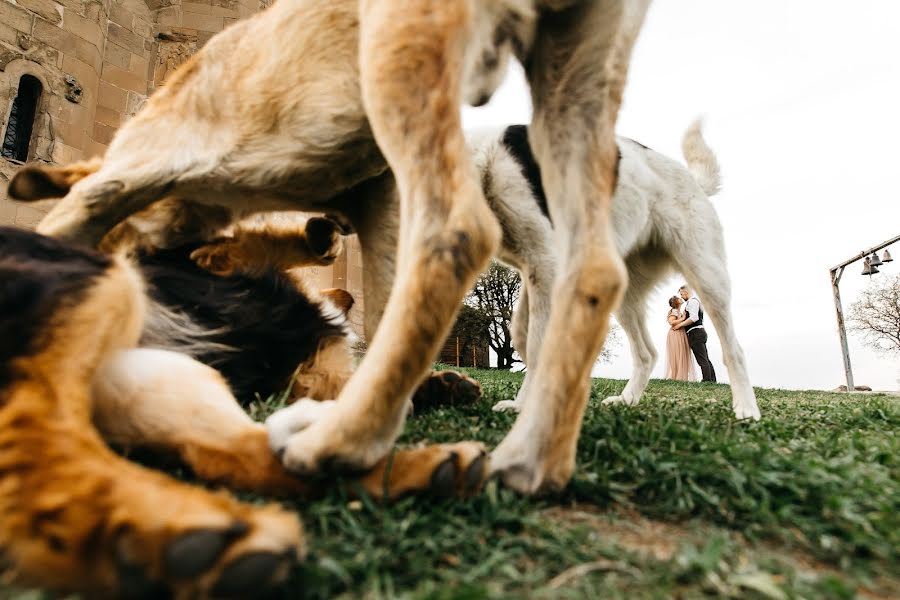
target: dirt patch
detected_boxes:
[542,504,899,599]
[543,504,688,561]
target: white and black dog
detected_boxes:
[471,120,760,420]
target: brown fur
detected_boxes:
[10,0,650,494]
[0,234,489,597]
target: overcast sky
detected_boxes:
[462,0,900,391]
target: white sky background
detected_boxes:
[462,0,900,391]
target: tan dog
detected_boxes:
[12,0,651,495]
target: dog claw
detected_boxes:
[464,452,489,494]
[163,523,247,579]
[430,453,459,497]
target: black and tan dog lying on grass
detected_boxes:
[0,221,488,598]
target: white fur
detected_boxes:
[473,121,761,421]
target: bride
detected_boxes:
[665,295,697,381]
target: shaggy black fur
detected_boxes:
[501,125,550,221]
[140,246,346,402]
[0,227,111,389]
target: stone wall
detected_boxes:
[1,0,367,332]
[0,0,268,222]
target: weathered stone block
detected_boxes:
[154,6,182,26]
[101,62,146,93]
[0,1,34,34]
[108,3,134,28]
[94,105,121,127]
[0,23,17,45]
[63,10,104,49]
[128,52,149,78]
[133,17,151,38]
[85,139,107,158]
[103,40,131,70]
[92,121,115,145]
[63,53,99,91]
[181,11,223,32]
[107,21,145,55]
[73,34,102,71]
[16,0,63,25]
[97,79,127,111]
[32,18,78,53]
[182,2,210,14]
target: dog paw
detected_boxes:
[268,397,404,476]
[733,400,761,421]
[371,442,490,499]
[125,502,302,598]
[601,394,638,407]
[426,442,490,497]
[15,461,306,598]
[305,217,344,264]
[265,399,337,456]
[191,241,240,276]
[491,399,521,413]
[411,370,482,414]
[490,432,572,496]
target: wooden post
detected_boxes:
[830,267,854,391]
[455,336,460,367]
[827,234,898,391]
[473,346,477,368]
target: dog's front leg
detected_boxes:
[270,0,501,476]
[491,0,651,494]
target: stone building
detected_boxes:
[0,0,366,331]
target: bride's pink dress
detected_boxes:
[665,308,697,381]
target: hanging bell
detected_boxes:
[862,257,875,276]
[882,248,893,263]
[870,252,883,267]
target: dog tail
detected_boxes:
[681,117,722,197]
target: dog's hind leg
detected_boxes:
[34,166,181,247]
[602,253,664,407]
[271,0,501,476]
[676,246,761,420]
[491,0,650,494]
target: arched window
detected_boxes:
[2,75,42,162]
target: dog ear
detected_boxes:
[321,288,355,315]
[7,159,101,201]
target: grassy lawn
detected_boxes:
[4,369,898,599]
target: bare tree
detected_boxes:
[848,274,900,356]
[466,262,521,370]
[464,262,621,370]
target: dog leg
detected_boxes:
[35,167,180,246]
[92,348,317,496]
[191,216,345,277]
[492,263,554,413]
[601,300,656,407]
[273,0,501,476]
[266,401,488,497]
[0,255,302,598]
[602,254,661,406]
[677,253,761,420]
[491,0,650,494]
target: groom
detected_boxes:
[674,285,716,382]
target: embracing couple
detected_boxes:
[665,285,716,383]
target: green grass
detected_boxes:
[268,370,899,599]
[4,370,899,599]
